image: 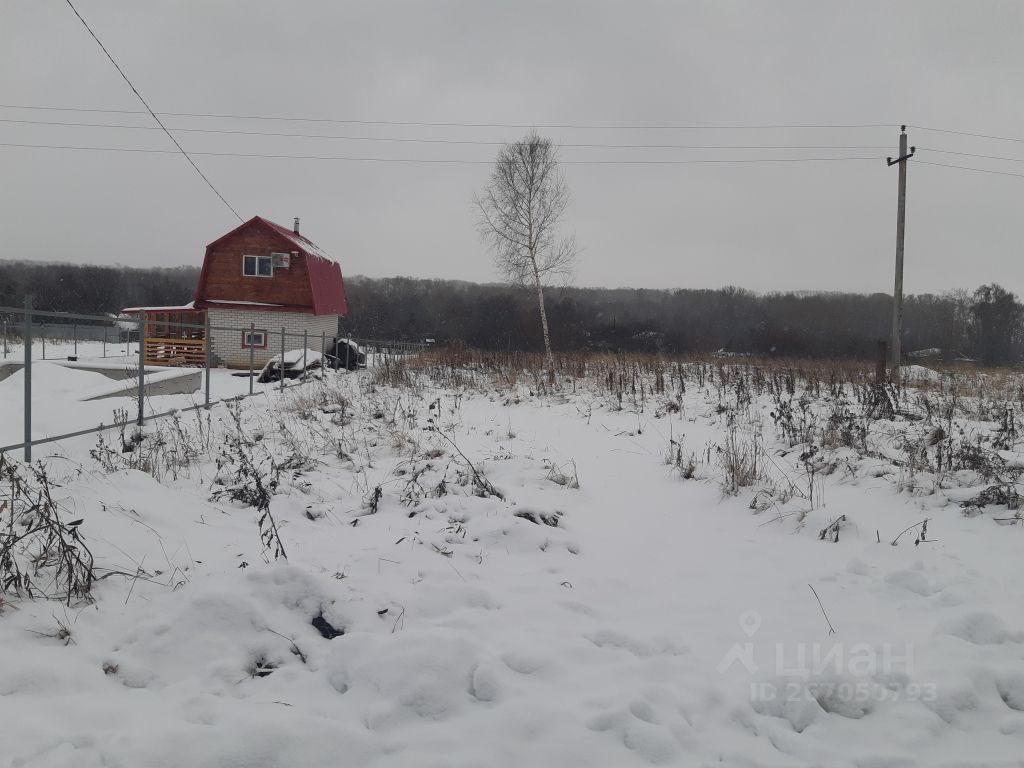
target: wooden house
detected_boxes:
[122,216,347,368]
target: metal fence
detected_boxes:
[1,320,134,361]
[0,298,427,461]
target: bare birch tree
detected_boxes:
[475,131,576,366]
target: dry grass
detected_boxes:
[390,347,1023,409]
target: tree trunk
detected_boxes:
[532,261,554,370]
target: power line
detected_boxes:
[9,105,1024,149]
[916,159,1024,179]
[0,103,894,131]
[0,141,887,165]
[0,117,891,151]
[919,147,1024,164]
[910,124,1024,145]
[61,0,242,221]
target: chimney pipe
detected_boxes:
[293,217,300,235]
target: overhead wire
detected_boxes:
[0,142,888,165]
[917,147,1024,164]
[0,117,892,150]
[4,103,1024,178]
[0,103,895,131]
[61,0,243,221]
[7,105,1024,149]
[909,124,1024,145]
[915,160,1024,179]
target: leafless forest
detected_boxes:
[2,260,1020,365]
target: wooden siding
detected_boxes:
[142,310,207,367]
[196,224,315,309]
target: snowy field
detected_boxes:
[1,338,132,363]
[0,345,278,449]
[2,354,1024,767]
[0,340,390,448]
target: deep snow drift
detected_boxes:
[2,358,1024,767]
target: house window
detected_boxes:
[243,255,273,277]
[242,329,268,348]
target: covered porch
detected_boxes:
[122,306,208,367]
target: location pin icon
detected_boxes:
[739,610,762,638]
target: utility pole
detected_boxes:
[887,125,915,383]
[24,295,33,463]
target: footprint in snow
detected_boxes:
[584,629,688,658]
[586,699,680,765]
[846,557,871,576]
[501,650,547,675]
[995,670,1024,712]
[884,569,934,597]
[935,610,1024,645]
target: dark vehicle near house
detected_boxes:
[325,337,366,371]
[257,349,323,383]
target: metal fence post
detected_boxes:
[280,327,286,392]
[41,325,45,360]
[136,316,145,427]
[321,331,326,372]
[2,318,7,359]
[345,333,350,370]
[24,296,33,462]
[102,325,107,358]
[73,323,77,357]
[302,329,308,379]
[204,314,212,409]
[248,322,255,396]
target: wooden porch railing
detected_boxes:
[144,337,206,367]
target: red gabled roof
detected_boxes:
[196,216,348,316]
[306,257,348,316]
[257,217,335,263]
[257,217,348,316]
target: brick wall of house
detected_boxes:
[206,308,340,368]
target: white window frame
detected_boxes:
[243,254,273,278]
[241,329,268,349]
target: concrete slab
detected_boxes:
[82,369,202,400]
[0,361,23,383]
[60,360,168,380]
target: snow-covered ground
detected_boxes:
[1,338,131,363]
[2,359,1024,767]
[0,341,404,448]
[0,358,276,449]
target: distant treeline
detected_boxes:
[344,277,1022,366]
[2,261,1021,365]
[0,261,199,318]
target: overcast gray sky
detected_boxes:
[2,1,1022,296]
